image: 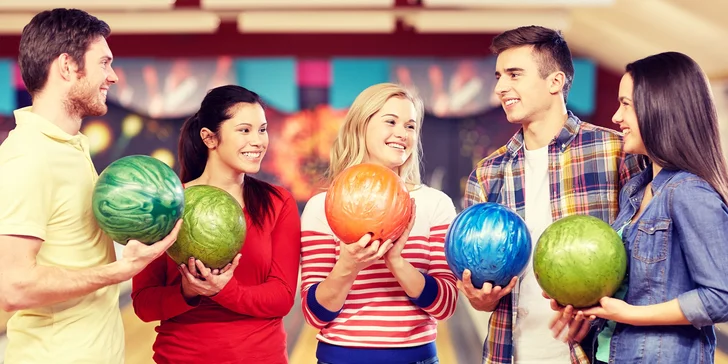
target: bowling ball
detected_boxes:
[533,214,627,308]
[325,163,412,244]
[167,185,246,269]
[92,155,184,245]
[444,202,532,288]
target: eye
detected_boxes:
[406,123,416,130]
[510,73,520,79]
[239,128,250,133]
[259,127,267,133]
[386,119,396,125]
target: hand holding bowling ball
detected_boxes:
[337,234,394,274]
[457,270,519,312]
[179,254,242,300]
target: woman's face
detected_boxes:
[612,73,647,155]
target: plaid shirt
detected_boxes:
[464,112,646,364]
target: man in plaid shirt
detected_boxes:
[458,26,646,364]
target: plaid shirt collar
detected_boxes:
[505,111,581,157]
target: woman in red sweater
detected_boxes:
[131,85,301,364]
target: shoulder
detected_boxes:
[303,191,327,210]
[577,121,625,142]
[412,185,457,223]
[412,185,453,204]
[301,191,330,229]
[0,134,48,176]
[475,145,509,170]
[667,172,720,201]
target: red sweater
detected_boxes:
[131,185,301,364]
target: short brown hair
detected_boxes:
[490,25,574,101]
[19,8,111,96]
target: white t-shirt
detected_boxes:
[513,145,571,363]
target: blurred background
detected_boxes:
[1,0,728,363]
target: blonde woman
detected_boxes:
[299,83,458,364]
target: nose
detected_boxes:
[611,107,622,125]
[393,123,407,140]
[494,77,509,97]
[107,65,119,84]
[248,132,263,147]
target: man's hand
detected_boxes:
[457,270,517,312]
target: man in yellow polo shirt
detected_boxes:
[0,9,181,364]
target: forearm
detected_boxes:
[210,276,296,318]
[388,258,425,298]
[314,261,358,312]
[1,261,127,311]
[626,299,690,326]
[131,283,198,322]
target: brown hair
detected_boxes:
[19,8,111,96]
[490,25,574,101]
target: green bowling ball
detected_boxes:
[167,185,246,269]
[92,155,184,245]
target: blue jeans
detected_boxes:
[318,357,439,364]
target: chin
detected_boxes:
[241,164,262,174]
[504,113,525,124]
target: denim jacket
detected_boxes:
[592,164,728,363]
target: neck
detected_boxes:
[197,157,245,194]
[652,161,662,180]
[521,102,568,150]
[31,93,82,135]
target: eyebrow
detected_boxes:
[381,114,417,123]
[236,122,267,127]
[495,67,525,76]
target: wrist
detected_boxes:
[385,256,406,271]
[108,260,136,283]
[331,260,358,283]
[620,303,641,325]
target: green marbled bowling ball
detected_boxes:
[167,185,246,269]
[92,155,184,245]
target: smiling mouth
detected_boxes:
[504,99,520,107]
[242,152,262,159]
[386,143,405,150]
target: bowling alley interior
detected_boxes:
[2,1,728,363]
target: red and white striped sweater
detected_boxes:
[300,185,459,349]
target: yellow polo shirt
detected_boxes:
[0,107,123,364]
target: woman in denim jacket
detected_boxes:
[552,51,728,363]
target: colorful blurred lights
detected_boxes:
[151,148,175,168]
[82,120,112,155]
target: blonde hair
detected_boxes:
[327,83,425,186]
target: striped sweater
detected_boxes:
[300,184,459,363]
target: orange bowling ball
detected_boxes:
[325,163,413,244]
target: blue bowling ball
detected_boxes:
[444,202,532,288]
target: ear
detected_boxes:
[200,127,217,149]
[57,53,79,81]
[548,71,566,96]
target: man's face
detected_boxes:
[493,45,555,125]
[66,36,117,118]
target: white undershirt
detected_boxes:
[513,145,571,363]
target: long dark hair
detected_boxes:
[178,85,281,228]
[626,51,728,203]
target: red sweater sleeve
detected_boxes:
[210,193,302,318]
[131,254,199,322]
